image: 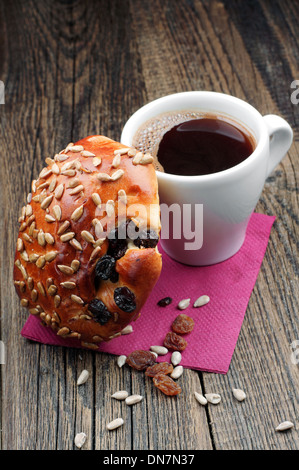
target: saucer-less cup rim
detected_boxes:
[120,91,269,183]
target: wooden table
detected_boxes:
[0,0,298,450]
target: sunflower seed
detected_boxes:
[32,195,40,203]
[81,341,99,350]
[54,295,61,308]
[118,189,127,205]
[58,265,74,275]
[55,154,69,162]
[170,365,183,379]
[40,194,54,210]
[232,388,246,402]
[25,204,33,216]
[71,294,84,305]
[20,250,29,262]
[112,391,129,400]
[114,148,129,155]
[45,214,56,222]
[205,393,221,405]
[45,233,55,245]
[97,172,111,182]
[17,238,24,252]
[69,238,83,251]
[29,307,40,315]
[37,281,46,296]
[107,418,124,431]
[37,230,45,246]
[69,184,84,195]
[45,251,58,262]
[275,421,294,432]
[45,157,54,165]
[23,233,33,244]
[193,295,210,307]
[57,327,70,336]
[74,432,87,449]
[60,281,76,289]
[28,222,36,236]
[53,184,64,200]
[48,285,57,296]
[150,345,168,355]
[194,392,208,406]
[31,289,38,302]
[89,246,101,261]
[81,150,95,157]
[121,325,133,335]
[57,220,70,235]
[71,260,80,272]
[70,145,84,153]
[106,200,115,217]
[132,152,143,165]
[39,167,52,179]
[71,205,84,221]
[125,395,143,405]
[93,157,101,167]
[91,193,101,206]
[171,351,182,366]
[178,298,191,310]
[77,369,89,385]
[68,178,80,188]
[117,355,127,368]
[29,253,39,263]
[36,256,46,269]
[140,154,154,164]
[93,237,106,248]
[51,163,60,175]
[27,277,34,290]
[20,298,29,307]
[110,169,124,181]
[81,230,95,244]
[31,180,37,192]
[52,205,62,221]
[112,154,121,168]
[128,148,137,157]
[61,169,76,177]
[60,232,75,242]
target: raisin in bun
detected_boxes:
[13,136,162,349]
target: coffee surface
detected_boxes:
[132,111,255,176]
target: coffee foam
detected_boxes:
[132,110,206,172]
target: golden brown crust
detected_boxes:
[13,135,162,345]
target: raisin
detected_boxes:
[163,331,187,351]
[114,286,136,313]
[95,255,116,281]
[171,314,195,334]
[108,220,138,259]
[126,350,156,370]
[88,299,112,325]
[157,297,172,307]
[152,373,182,396]
[134,229,159,249]
[145,362,174,377]
[108,227,127,259]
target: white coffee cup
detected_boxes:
[121,91,293,266]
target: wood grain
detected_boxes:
[0,0,298,450]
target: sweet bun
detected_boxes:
[13,136,162,348]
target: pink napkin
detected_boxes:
[21,213,275,374]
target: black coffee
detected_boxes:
[132,111,255,176]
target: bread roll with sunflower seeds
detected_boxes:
[13,135,162,347]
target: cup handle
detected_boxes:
[263,114,293,177]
